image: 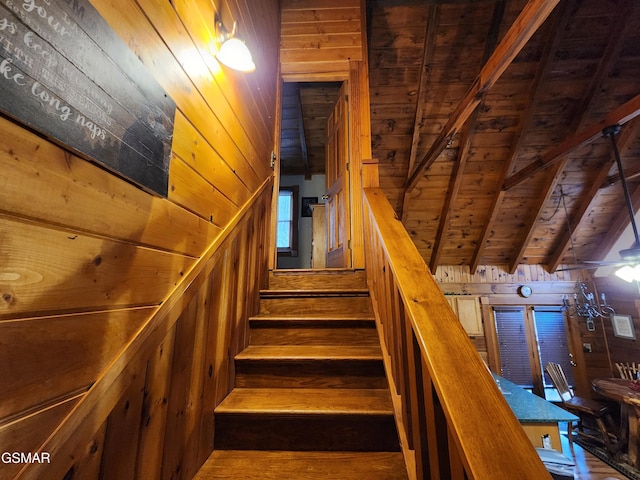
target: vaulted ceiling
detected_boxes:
[283,0,640,275]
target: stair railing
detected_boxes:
[14,178,273,480]
[361,165,550,479]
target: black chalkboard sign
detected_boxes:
[0,0,175,196]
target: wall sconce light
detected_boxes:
[215,20,255,72]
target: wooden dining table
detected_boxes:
[592,378,640,468]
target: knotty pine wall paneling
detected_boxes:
[595,277,640,374]
[280,0,363,79]
[136,328,176,480]
[0,0,279,478]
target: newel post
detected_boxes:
[362,158,379,188]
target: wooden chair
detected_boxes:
[615,362,638,380]
[545,362,618,453]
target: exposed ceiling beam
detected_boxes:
[503,93,640,191]
[429,1,506,271]
[404,5,438,196]
[403,0,561,194]
[547,118,640,271]
[507,3,635,273]
[469,1,571,274]
[400,4,438,221]
[604,164,640,188]
[294,87,310,179]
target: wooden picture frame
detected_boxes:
[612,314,636,340]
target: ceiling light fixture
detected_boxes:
[214,20,255,73]
[602,125,640,283]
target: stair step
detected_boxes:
[258,296,373,317]
[268,269,368,290]
[260,289,369,298]
[235,346,387,388]
[249,317,378,346]
[249,316,375,325]
[214,388,399,451]
[216,388,393,415]
[193,450,409,480]
[236,345,382,361]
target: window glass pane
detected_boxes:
[277,190,293,249]
[276,221,290,248]
[278,192,292,220]
[534,308,575,388]
[494,307,532,387]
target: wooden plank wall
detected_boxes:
[0,0,279,478]
[595,277,640,373]
[281,0,363,79]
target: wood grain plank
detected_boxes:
[216,388,393,414]
[236,344,382,360]
[172,112,252,208]
[0,308,151,421]
[0,394,82,480]
[194,450,408,480]
[161,298,199,480]
[0,115,218,258]
[0,216,194,319]
[181,275,214,480]
[169,156,239,226]
[136,326,176,480]
[100,371,146,480]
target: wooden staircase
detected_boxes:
[194,269,408,479]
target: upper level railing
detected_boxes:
[361,166,550,479]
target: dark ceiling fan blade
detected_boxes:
[556,261,633,272]
[555,265,597,272]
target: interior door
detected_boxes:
[325,82,350,268]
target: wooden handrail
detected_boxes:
[363,187,551,479]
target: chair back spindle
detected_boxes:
[615,362,638,380]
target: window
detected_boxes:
[534,307,575,389]
[277,186,298,256]
[494,305,574,397]
[494,307,533,387]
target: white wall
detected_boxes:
[278,174,326,269]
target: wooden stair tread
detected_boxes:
[260,289,369,297]
[267,270,368,291]
[194,450,409,480]
[250,314,374,321]
[236,345,382,361]
[215,388,393,415]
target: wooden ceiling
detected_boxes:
[282,0,640,274]
[280,82,340,178]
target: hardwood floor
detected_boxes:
[560,434,628,479]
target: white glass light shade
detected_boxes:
[216,37,255,72]
[615,264,640,282]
